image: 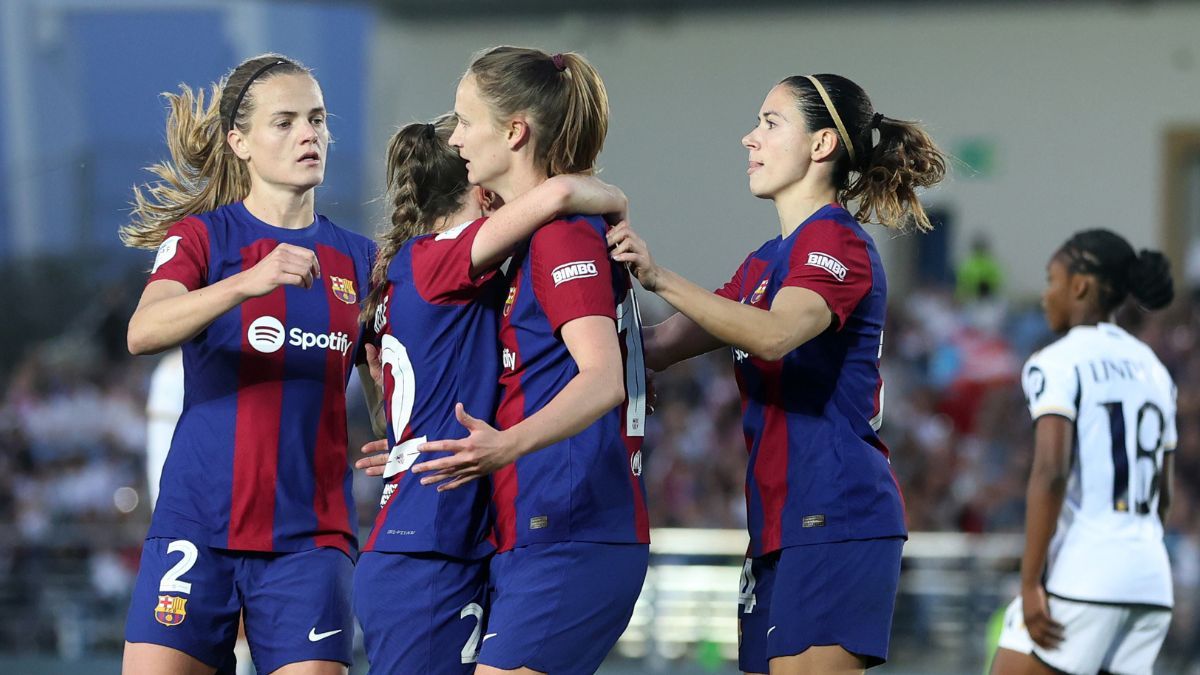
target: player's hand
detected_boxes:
[607,221,661,291]
[355,438,391,477]
[1021,584,1064,650]
[411,403,519,491]
[555,175,628,224]
[237,243,321,297]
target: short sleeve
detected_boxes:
[783,220,872,329]
[715,254,752,300]
[1022,350,1078,422]
[529,218,616,333]
[147,217,210,291]
[408,218,498,304]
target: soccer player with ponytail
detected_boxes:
[351,114,627,675]
[120,54,375,675]
[992,230,1176,675]
[608,74,947,674]
[406,46,650,674]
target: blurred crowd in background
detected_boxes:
[3,244,1200,668]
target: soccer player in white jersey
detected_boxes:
[145,348,183,510]
[992,229,1177,675]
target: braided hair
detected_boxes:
[1057,229,1174,313]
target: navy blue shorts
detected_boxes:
[125,538,354,673]
[353,551,490,674]
[479,541,649,674]
[738,537,904,673]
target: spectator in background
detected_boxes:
[956,234,1005,303]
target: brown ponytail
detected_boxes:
[360,114,472,326]
[120,54,311,250]
[781,74,946,232]
[467,46,608,177]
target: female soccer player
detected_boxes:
[120,54,373,675]
[352,114,627,674]
[406,46,650,675]
[992,230,1175,675]
[607,74,946,674]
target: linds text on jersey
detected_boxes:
[552,260,598,286]
[1086,358,1147,383]
[805,252,847,281]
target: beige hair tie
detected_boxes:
[804,75,855,164]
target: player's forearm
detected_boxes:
[128,276,251,355]
[357,364,387,439]
[652,268,821,361]
[1020,469,1066,590]
[643,313,724,372]
[503,366,625,459]
[471,180,569,273]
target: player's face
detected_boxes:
[742,84,813,200]
[1042,256,1072,333]
[449,75,510,191]
[234,73,329,193]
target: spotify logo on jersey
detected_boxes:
[248,316,286,353]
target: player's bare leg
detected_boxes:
[768,645,866,675]
[990,647,1060,675]
[475,665,545,675]
[123,642,216,675]
[270,660,347,675]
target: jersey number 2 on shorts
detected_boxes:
[1101,400,1165,514]
[159,540,198,594]
[460,602,483,664]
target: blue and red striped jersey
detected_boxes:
[716,204,906,557]
[362,219,502,559]
[492,215,649,552]
[144,202,375,555]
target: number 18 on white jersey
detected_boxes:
[1022,322,1177,609]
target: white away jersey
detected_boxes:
[1022,322,1177,608]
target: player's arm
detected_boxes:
[357,342,387,439]
[470,175,627,274]
[411,316,624,491]
[643,312,726,372]
[128,243,320,355]
[1158,452,1174,524]
[609,222,832,361]
[1020,413,1071,650]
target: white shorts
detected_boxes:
[997,595,1171,675]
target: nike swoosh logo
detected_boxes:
[767,626,777,637]
[483,633,498,642]
[308,628,343,642]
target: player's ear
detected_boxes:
[1069,273,1092,302]
[506,116,531,151]
[474,187,503,215]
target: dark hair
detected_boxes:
[360,114,471,325]
[467,45,607,177]
[779,74,946,232]
[121,53,312,249]
[1057,229,1174,313]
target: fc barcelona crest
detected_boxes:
[503,286,517,317]
[155,594,188,626]
[748,279,769,305]
[330,276,358,304]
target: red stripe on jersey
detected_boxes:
[754,358,789,554]
[310,244,357,552]
[364,475,402,551]
[493,290,524,552]
[229,239,285,550]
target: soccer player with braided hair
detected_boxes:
[607,73,946,674]
[992,229,1176,675]
[351,114,627,674]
